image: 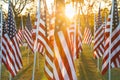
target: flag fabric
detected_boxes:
[54,28,77,80]
[32,12,45,55]
[94,5,105,59]
[34,0,54,79]
[67,24,76,59]
[23,13,34,53]
[76,26,82,58]
[83,27,92,45]
[67,24,82,59]
[102,0,120,75]
[94,24,105,59]
[16,19,24,46]
[2,2,23,77]
[53,0,77,79]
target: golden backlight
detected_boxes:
[65,3,75,19]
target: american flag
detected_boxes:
[54,28,77,80]
[53,0,77,79]
[67,24,76,59]
[34,0,54,79]
[2,2,23,77]
[16,18,24,46]
[94,5,104,59]
[67,24,82,59]
[102,0,120,75]
[23,13,34,53]
[32,12,45,55]
[83,27,92,45]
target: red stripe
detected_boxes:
[55,30,76,80]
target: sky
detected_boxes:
[0,0,119,15]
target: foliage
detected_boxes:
[2,0,35,28]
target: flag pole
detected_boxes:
[0,4,3,80]
[21,16,24,30]
[97,3,101,71]
[94,13,99,71]
[74,2,77,60]
[8,0,12,80]
[9,73,12,80]
[97,50,100,71]
[109,0,114,80]
[27,47,30,65]
[32,0,40,80]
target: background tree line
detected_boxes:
[1,0,120,35]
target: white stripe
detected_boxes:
[45,54,53,68]
[48,30,54,37]
[40,19,45,27]
[95,24,104,35]
[7,55,16,75]
[111,34,120,50]
[44,64,53,78]
[111,62,115,68]
[53,63,59,80]
[111,24,120,37]
[54,40,69,80]
[94,51,99,58]
[4,34,19,72]
[100,44,104,53]
[102,58,109,71]
[13,37,22,69]
[25,27,32,36]
[106,22,110,26]
[1,50,7,63]
[24,30,33,43]
[58,31,77,80]
[32,28,37,33]
[94,36,104,49]
[111,46,120,59]
[2,43,16,75]
[37,35,54,57]
[38,25,46,36]
[2,38,17,74]
[24,30,33,48]
[40,45,43,53]
[97,48,102,57]
[94,28,104,42]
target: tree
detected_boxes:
[77,0,99,34]
[2,0,35,28]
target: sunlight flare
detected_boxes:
[65,3,75,19]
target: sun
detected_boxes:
[65,3,75,19]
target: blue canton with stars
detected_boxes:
[7,3,17,39]
[112,0,119,31]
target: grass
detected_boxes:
[1,44,120,80]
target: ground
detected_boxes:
[1,44,120,80]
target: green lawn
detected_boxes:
[1,44,120,80]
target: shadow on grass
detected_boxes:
[78,44,103,80]
[13,62,33,80]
